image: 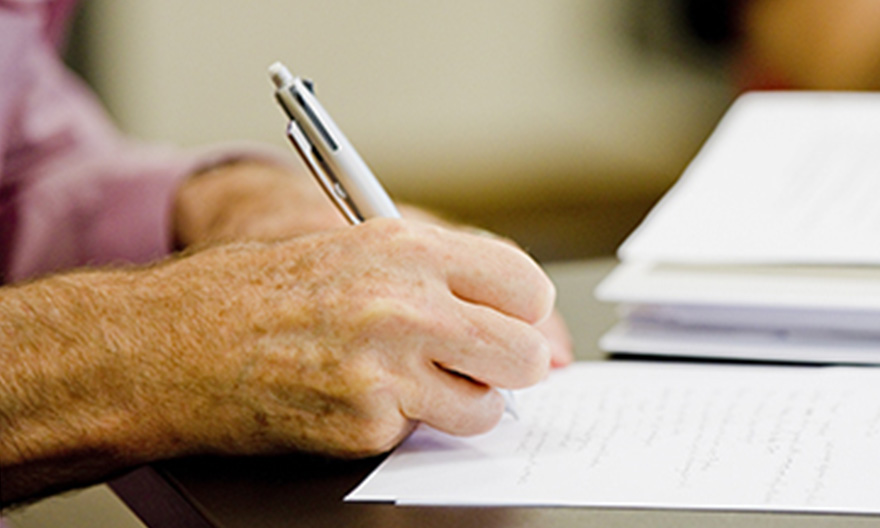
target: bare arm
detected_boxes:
[0,219,554,507]
[0,267,184,503]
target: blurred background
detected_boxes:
[12,2,880,524]
[65,0,739,262]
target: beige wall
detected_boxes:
[79,0,733,257]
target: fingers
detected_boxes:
[431,301,552,390]
[396,297,552,436]
[401,363,507,437]
[351,219,553,325]
[369,221,557,433]
[439,228,556,326]
[538,310,574,368]
[261,220,563,446]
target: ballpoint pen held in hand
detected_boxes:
[268,62,519,419]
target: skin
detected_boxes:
[0,161,572,507]
[175,161,573,368]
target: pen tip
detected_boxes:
[268,61,294,88]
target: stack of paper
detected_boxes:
[596,91,880,364]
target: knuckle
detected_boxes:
[531,274,557,323]
[361,217,426,243]
[514,268,556,325]
[511,331,552,388]
[336,354,393,396]
[355,219,444,269]
[353,297,433,338]
[449,392,505,436]
[470,395,506,435]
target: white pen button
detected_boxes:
[333,182,348,200]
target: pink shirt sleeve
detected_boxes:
[0,4,292,283]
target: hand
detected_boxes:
[172,161,348,247]
[539,310,573,368]
[458,229,574,369]
[0,219,554,504]
[172,160,574,367]
[145,219,554,458]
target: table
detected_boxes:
[111,259,879,528]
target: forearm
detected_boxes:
[0,242,333,506]
[0,266,191,506]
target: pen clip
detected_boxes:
[285,121,364,224]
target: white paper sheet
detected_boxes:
[346,362,880,514]
[618,92,880,265]
[594,261,880,363]
[600,322,880,364]
[595,262,880,312]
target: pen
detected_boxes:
[268,61,518,419]
[268,62,399,223]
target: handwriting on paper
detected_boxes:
[348,362,880,514]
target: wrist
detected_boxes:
[172,161,268,248]
[173,160,352,248]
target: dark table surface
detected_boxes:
[112,259,880,528]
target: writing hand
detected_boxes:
[152,219,554,456]
[173,160,573,369]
